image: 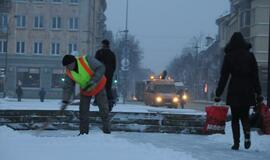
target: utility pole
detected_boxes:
[194,42,200,100]
[1,1,12,98]
[121,0,129,104]
[267,14,270,106]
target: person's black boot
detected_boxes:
[244,132,251,149]
[77,132,88,136]
[231,143,239,150]
[244,139,251,149]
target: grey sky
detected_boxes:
[105,0,230,73]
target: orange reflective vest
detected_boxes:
[66,56,107,96]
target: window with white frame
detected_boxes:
[68,43,77,54]
[69,17,78,30]
[16,15,26,28]
[34,42,42,54]
[34,16,44,29]
[16,41,25,54]
[51,42,60,55]
[0,15,8,32]
[0,40,7,53]
[52,17,61,29]
[240,10,250,27]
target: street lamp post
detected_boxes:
[3,14,16,98]
[267,14,270,106]
[121,0,129,104]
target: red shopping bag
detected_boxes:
[204,105,229,134]
[259,103,270,134]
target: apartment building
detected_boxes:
[0,0,107,98]
[216,0,270,95]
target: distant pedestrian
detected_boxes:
[39,88,46,102]
[160,70,167,79]
[95,39,116,112]
[214,32,263,150]
[16,86,23,102]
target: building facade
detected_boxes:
[0,0,107,98]
[216,0,270,95]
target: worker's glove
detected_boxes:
[83,81,97,91]
[214,97,221,103]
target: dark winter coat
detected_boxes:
[39,89,46,98]
[16,86,23,97]
[216,32,261,107]
[95,48,116,81]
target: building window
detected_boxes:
[240,10,250,27]
[16,15,26,28]
[16,41,25,54]
[51,69,65,88]
[70,0,79,4]
[51,42,60,55]
[68,43,77,54]
[33,0,44,2]
[69,17,78,30]
[52,17,61,29]
[17,67,40,88]
[52,0,62,3]
[34,42,42,54]
[0,15,8,33]
[0,68,4,92]
[34,16,44,29]
[0,40,7,53]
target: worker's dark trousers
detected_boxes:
[79,89,110,134]
[230,106,250,144]
[105,78,114,111]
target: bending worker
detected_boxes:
[61,54,110,135]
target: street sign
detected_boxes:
[121,58,130,71]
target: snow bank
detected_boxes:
[0,126,196,160]
[0,98,204,115]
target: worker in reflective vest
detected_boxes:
[62,54,110,135]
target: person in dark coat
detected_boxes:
[215,32,263,150]
[16,86,23,102]
[95,39,116,112]
[39,88,46,102]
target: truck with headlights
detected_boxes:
[144,77,180,108]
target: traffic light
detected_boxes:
[113,79,118,84]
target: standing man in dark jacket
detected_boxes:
[39,88,46,102]
[95,39,116,111]
[16,86,23,102]
[215,32,263,150]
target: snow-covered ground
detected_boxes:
[0,123,269,160]
[0,98,270,160]
[0,98,204,115]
